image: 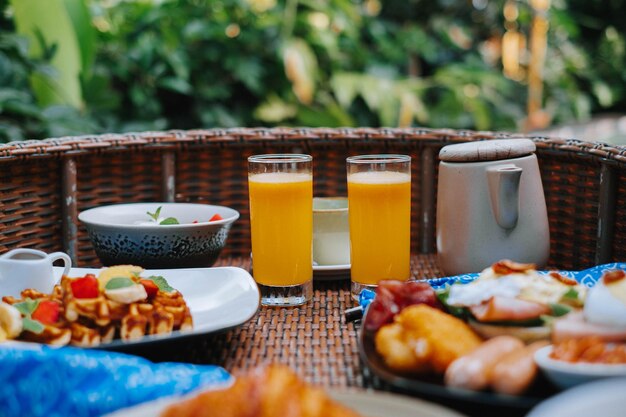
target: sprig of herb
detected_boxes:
[13,298,44,334]
[143,276,175,293]
[105,277,136,290]
[562,287,579,301]
[147,206,180,225]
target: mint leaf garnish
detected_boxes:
[144,275,175,293]
[147,206,162,222]
[562,288,579,300]
[146,206,180,225]
[549,303,572,317]
[23,317,44,334]
[14,298,40,316]
[105,277,135,290]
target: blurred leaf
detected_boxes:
[330,72,360,108]
[254,95,298,123]
[296,105,344,127]
[465,97,490,131]
[63,0,96,74]
[3,99,42,118]
[229,57,264,94]
[317,92,355,126]
[398,92,428,126]
[0,88,31,105]
[282,38,318,104]
[10,0,83,108]
[158,77,192,95]
[593,81,614,107]
[0,123,26,141]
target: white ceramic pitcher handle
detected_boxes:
[46,252,72,276]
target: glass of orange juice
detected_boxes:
[347,154,411,298]
[248,154,313,306]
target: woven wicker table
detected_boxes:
[2,128,626,416]
[128,255,440,382]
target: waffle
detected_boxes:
[2,271,193,347]
[3,291,72,346]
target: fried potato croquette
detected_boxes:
[161,365,364,417]
[375,304,482,373]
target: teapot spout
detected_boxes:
[487,164,523,230]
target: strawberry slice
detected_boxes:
[32,300,60,325]
[140,279,159,298]
[209,213,223,222]
[70,274,100,299]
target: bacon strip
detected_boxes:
[549,271,578,286]
[469,296,551,322]
[603,270,626,285]
[492,260,537,275]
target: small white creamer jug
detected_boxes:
[436,139,550,275]
[0,248,71,298]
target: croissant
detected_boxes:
[161,365,364,417]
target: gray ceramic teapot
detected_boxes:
[436,139,550,275]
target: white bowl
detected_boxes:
[527,377,626,417]
[79,203,239,269]
[534,345,626,389]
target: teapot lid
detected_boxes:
[439,138,536,162]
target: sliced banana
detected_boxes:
[105,284,147,304]
[0,302,23,339]
[98,265,144,290]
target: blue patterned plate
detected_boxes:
[358,263,626,414]
[426,262,626,289]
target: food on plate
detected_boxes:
[0,265,192,347]
[446,336,547,394]
[137,206,223,226]
[161,365,365,417]
[550,336,626,364]
[442,260,586,342]
[366,263,626,397]
[375,304,482,373]
[552,270,626,343]
[364,280,444,331]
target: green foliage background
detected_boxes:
[1,0,625,142]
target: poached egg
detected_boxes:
[447,266,586,307]
[584,271,626,328]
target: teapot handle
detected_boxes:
[487,164,522,230]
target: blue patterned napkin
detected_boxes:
[0,342,231,417]
[359,262,626,310]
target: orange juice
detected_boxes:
[249,172,312,286]
[348,171,411,285]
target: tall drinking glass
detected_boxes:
[347,154,411,297]
[248,154,313,306]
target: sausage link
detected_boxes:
[444,335,524,390]
[490,340,548,395]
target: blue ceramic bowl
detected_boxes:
[79,203,239,269]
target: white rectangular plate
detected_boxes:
[52,266,260,349]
